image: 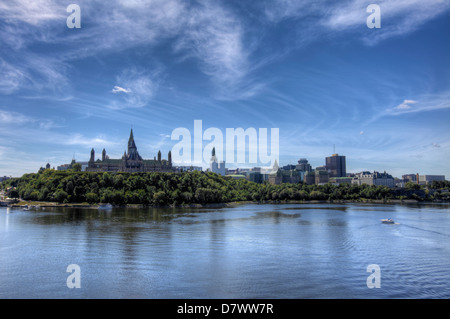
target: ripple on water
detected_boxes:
[0,204,449,298]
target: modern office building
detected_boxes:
[325,154,346,177]
[402,174,419,183]
[315,170,329,185]
[246,171,270,184]
[418,175,445,185]
[304,171,316,185]
[282,164,297,171]
[296,158,312,172]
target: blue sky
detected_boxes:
[0,0,449,178]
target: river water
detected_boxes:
[0,203,449,299]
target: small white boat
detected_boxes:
[381,218,395,224]
[22,205,40,211]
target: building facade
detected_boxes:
[325,154,346,177]
[57,160,89,171]
[418,175,445,185]
[210,147,226,176]
[329,177,352,185]
[267,160,301,185]
[315,170,329,184]
[296,158,312,172]
[304,171,316,185]
[86,129,174,173]
[352,171,395,187]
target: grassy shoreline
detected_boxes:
[7,198,448,210]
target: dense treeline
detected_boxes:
[1,170,449,206]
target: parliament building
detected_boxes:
[86,129,174,173]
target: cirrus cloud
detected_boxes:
[108,68,160,110]
[395,99,418,110]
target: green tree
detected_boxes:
[405,182,421,190]
[86,192,99,204]
[113,174,124,188]
[72,163,82,172]
[101,172,113,187]
[53,189,68,203]
[7,188,19,199]
[180,191,193,203]
[153,191,168,206]
[310,190,327,200]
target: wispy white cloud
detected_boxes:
[0,109,34,124]
[0,144,48,176]
[0,0,65,25]
[264,0,450,45]
[112,86,131,94]
[0,109,63,130]
[172,1,257,99]
[0,59,25,94]
[0,0,260,101]
[108,68,160,109]
[63,134,119,148]
[363,91,450,126]
[2,0,447,103]
[395,99,418,110]
[389,93,450,115]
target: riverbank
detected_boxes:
[3,170,449,207]
[6,198,448,210]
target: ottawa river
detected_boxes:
[0,202,449,299]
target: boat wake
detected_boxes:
[400,224,450,238]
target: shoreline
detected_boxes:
[5,198,449,210]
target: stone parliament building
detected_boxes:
[86,129,174,173]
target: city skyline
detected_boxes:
[0,1,449,178]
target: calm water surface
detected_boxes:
[0,203,449,299]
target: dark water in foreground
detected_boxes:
[0,203,449,299]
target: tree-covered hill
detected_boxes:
[1,169,449,206]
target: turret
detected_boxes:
[127,128,141,160]
[90,148,95,162]
[210,147,217,163]
[128,129,137,153]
